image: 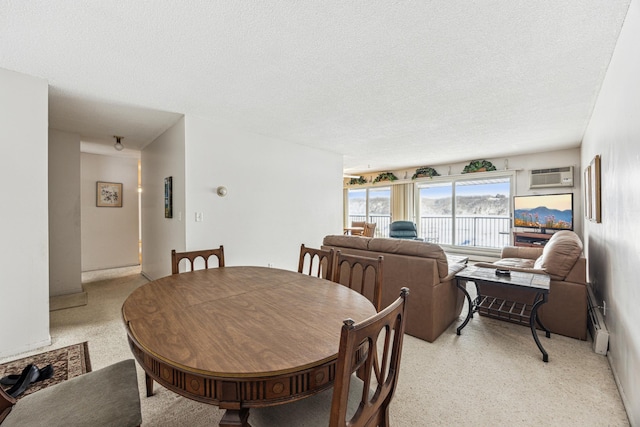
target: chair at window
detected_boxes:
[249,288,410,427]
[332,251,383,311]
[171,246,225,274]
[362,222,376,237]
[350,221,365,236]
[298,244,334,280]
[389,220,422,240]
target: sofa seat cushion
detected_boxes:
[534,230,583,280]
[367,238,448,278]
[323,235,371,250]
[493,258,536,269]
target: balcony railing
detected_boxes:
[348,215,511,248]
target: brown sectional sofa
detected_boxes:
[322,235,467,343]
[475,230,587,340]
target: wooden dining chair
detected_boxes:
[332,251,383,312]
[330,287,409,426]
[298,244,335,279]
[171,246,225,274]
[249,288,410,427]
[362,222,376,237]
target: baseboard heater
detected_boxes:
[587,284,609,355]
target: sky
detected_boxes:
[514,193,573,211]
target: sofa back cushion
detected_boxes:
[534,230,583,280]
[323,235,371,251]
[368,238,449,279]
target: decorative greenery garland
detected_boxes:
[347,176,367,185]
[373,172,398,183]
[412,166,440,179]
[462,159,496,173]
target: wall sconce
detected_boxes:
[216,186,228,197]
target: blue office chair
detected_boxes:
[389,221,421,240]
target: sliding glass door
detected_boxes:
[347,187,391,237]
[417,175,512,249]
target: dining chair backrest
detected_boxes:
[171,246,225,274]
[329,288,410,427]
[332,251,383,311]
[298,244,335,280]
[362,222,376,237]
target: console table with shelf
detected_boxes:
[513,231,552,247]
[455,265,551,362]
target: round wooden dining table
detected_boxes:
[122,266,376,427]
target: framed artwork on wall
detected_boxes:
[164,176,173,218]
[583,165,591,219]
[589,155,601,223]
[96,182,123,207]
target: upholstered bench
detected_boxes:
[0,359,141,427]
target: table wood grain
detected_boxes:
[122,266,376,426]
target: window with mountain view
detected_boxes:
[418,182,453,244]
[417,176,511,249]
[347,187,391,237]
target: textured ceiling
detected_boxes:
[0,1,631,173]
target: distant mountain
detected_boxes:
[349,195,510,217]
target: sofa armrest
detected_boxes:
[501,246,543,260]
[443,261,467,281]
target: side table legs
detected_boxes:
[455,279,551,362]
[456,279,477,335]
[530,292,550,362]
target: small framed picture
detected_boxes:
[583,165,591,219]
[96,182,123,207]
[589,155,601,223]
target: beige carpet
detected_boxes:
[1,268,629,426]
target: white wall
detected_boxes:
[141,117,186,279]
[0,68,50,357]
[581,0,640,423]
[81,152,139,271]
[184,116,343,271]
[49,129,82,296]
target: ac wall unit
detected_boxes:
[529,166,574,189]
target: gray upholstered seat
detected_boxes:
[1,359,141,427]
[389,220,421,240]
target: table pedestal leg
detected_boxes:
[530,293,550,362]
[219,408,250,427]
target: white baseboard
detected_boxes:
[587,284,609,355]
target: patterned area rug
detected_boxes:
[0,342,91,399]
